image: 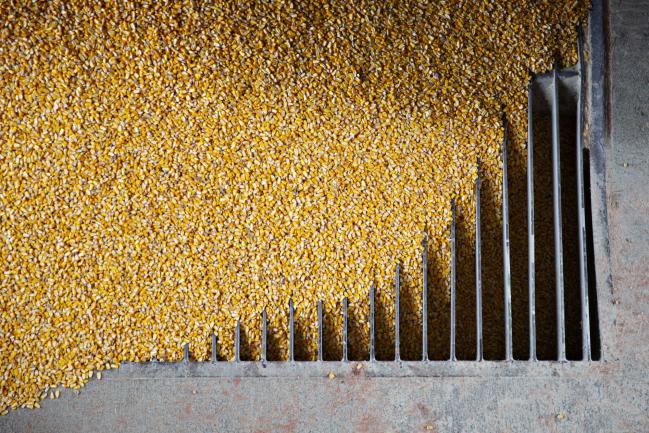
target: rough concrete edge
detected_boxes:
[112,359,627,379]
[585,0,613,362]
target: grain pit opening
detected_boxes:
[1,1,610,416]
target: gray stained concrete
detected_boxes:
[2,0,648,431]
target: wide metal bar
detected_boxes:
[289,299,295,362]
[552,66,567,362]
[234,321,241,362]
[183,343,190,363]
[527,79,538,362]
[476,160,483,361]
[342,298,349,362]
[317,300,324,362]
[577,27,592,361]
[261,309,268,363]
[450,200,457,362]
[502,118,513,361]
[422,234,428,361]
[211,334,218,363]
[395,264,401,362]
[369,283,376,362]
[120,359,602,379]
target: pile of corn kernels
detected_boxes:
[1,0,587,412]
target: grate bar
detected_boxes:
[395,264,401,362]
[342,298,349,362]
[502,118,513,361]
[234,321,241,362]
[527,80,538,361]
[183,343,190,363]
[369,283,376,362]
[317,300,324,362]
[289,299,295,362]
[577,27,592,361]
[450,200,457,361]
[212,334,218,363]
[552,66,567,362]
[262,309,268,363]
[422,235,429,361]
[476,161,483,361]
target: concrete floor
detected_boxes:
[2,0,648,431]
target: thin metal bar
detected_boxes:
[450,199,457,362]
[476,160,483,361]
[183,343,190,363]
[395,264,400,362]
[317,300,324,362]
[527,79,537,362]
[342,298,349,362]
[211,334,218,363]
[577,27,592,361]
[422,234,428,361]
[587,0,606,362]
[234,321,241,362]
[289,299,295,362]
[552,66,567,362]
[261,309,267,364]
[369,283,376,362]
[502,117,513,361]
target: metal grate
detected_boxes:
[141,31,601,370]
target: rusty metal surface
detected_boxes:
[2,0,649,431]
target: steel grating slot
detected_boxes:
[369,283,376,362]
[450,200,457,362]
[317,300,324,362]
[132,39,600,368]
[342,297,349,362]
[288,299,294,362]
[235,321,241,363]
[212,333,218,363]
[261,308,268,364]
[395,263,401,362]
[422,234,429,361]
[475,159,483,362]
